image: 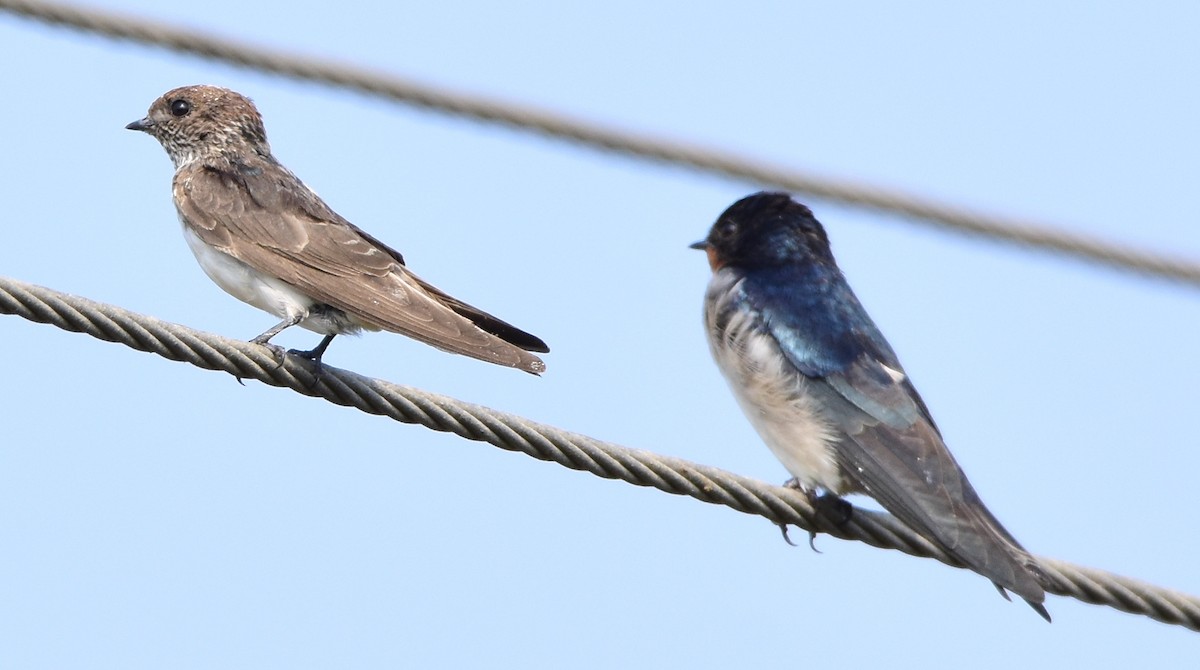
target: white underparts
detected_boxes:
[705,272,845,493]
[181,223,358,335]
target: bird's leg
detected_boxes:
[249,314,306,364]
[810,492,853,527]
[288,334,336,377]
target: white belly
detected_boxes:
[182,224,337,334]
[706,276,845,493]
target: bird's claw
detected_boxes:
[777,480,853,553]
[777,523,799,547]
[235,340,287,385]
[777,479,824,552]
[286,347,326,387]
[248,338,288,366]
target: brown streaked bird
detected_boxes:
[126,85,548,374]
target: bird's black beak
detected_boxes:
[125,118,152,132]
[689,240,709,250]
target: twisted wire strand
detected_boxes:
[1,273,1197,630]
[4,0,1200,288]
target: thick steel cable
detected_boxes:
[3,0,1200,288]
[1,273,1197,630]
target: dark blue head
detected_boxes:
[691,192,835,271]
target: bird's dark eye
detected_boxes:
[169,99,191,117]
[715,220,738,240]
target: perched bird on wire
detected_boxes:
[693,192,1049,620]
[127,84,548,374]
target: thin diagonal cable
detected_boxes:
[3,0,1200,288]
[1,273,1197,631]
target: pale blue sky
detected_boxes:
[1,2,1197,667]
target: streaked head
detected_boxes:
[126,85,269,168]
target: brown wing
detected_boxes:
[174,159,546,373]
[409,275,549,353]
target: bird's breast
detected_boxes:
[704,274,845,492]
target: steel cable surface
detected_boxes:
[3,0,1200,287]
[1,273,1198,631]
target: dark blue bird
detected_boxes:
[692,192,1049,620]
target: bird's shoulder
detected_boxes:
[738,265,936,430]
[173,153,407,272]
[737,265,891,373]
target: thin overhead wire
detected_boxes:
[3,0,1200,287]
[2,273,1198,631]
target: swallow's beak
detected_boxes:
[689,240,708,250]
[125,117,152,132]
